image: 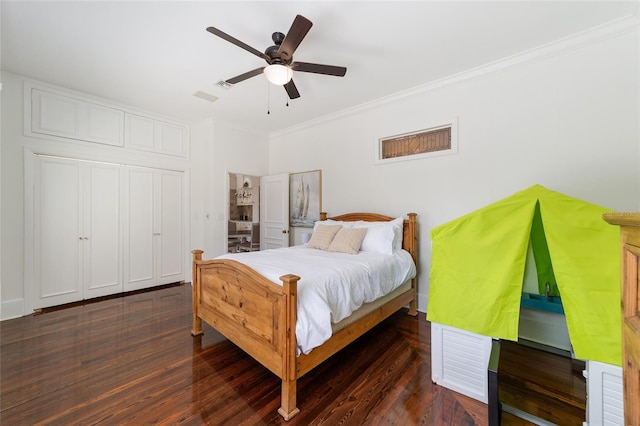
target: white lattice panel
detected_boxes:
[431,322,492,403]
[585,360,623,426]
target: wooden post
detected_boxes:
[278,273,301,420]
[191,250,204,336]
[603,213,640,426]
[407,213,418,316]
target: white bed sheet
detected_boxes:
[218,245,416,355]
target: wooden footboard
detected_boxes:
[191,251,299,376]
[191,212,418,420]
[191,250,301,419]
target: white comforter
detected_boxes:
[218,245,416,355]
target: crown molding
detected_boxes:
[270,15,639,139]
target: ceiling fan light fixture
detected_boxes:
[264,64,293,85]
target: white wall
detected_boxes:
[189,119,269,262]
[268,27,640,312]
[1,72,25,318]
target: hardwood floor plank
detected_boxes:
[498,340,586,426]
[0,284,585,425]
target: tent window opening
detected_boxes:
[376,119,458,164]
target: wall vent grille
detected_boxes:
[375,119,458,164]
[381,126,451,159]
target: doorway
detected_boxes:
[228,172,260,253]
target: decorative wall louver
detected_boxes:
[381,126,451,159]
[375,119,457,164]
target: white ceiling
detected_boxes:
[2,1,638,134]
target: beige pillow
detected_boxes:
[328,227,368,254]
[306,224,342,250]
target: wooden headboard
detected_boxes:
[319,212,418,265]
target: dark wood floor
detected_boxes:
[1,284,585,425]
[499,340,586,426]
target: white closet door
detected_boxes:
[34,157,83,308]
[157,122,185,156]
[34,157,124,308]
[32,90,80,139]
[125,114,155,151]
[157,170,183,284]
[31,88,124,146]
[125,168,156,291]
[83,163,122,298]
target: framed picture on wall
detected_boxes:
[290,170,322,228]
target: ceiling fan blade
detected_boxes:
[277,15,313,61]
[292,61,347,77]
[207,27,271,62]
[284,80,300,99]
[226,67,265,85]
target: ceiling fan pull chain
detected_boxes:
[267,81,271,115]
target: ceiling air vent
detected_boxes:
[193,91,219,103]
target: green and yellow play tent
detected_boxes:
[427,184,621,365]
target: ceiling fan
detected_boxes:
[207,15,347,99]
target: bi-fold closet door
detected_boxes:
[34,156,122,309]
[123,167,183,291]
[33,156,184,310]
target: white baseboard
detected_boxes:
[417,291,428,313]
[0,292,428,319]
[1,298,25,320]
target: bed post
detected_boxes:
[191,250,204,336]
[407,213,418,316]
[278,273,301,420]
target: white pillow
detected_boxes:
[306,224,342,250]
[313,220,352,231]
[350,217,403,230]
[358,224,395,255]
[391,217,404,250]
[350,217,404,255]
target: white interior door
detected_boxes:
[157,170,183,284]
[34,157,123,308]
[34,157,83,308]
[83,163,122,298]
[124,167,184,290]
[260,173,289,249]
[124,167,155,291]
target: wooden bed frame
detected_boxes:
[191,212,418,420]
